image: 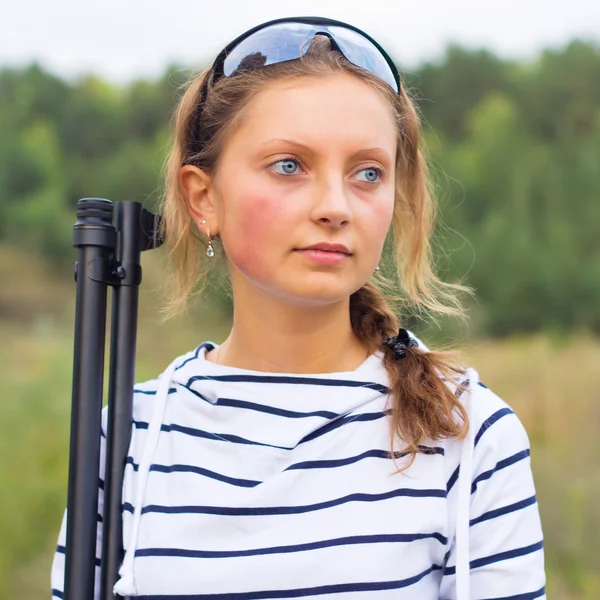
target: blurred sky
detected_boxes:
[2,0,600,83]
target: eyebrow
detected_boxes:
[258,138,391,161]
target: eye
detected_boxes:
[269,157,301,176]
[355,167,383,183]
[269,158,383,183]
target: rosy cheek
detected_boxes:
[378,204,395,237]
[226,192,289,278]
[370,193,395,238]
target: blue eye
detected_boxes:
[356,167,382,183]
[269,158,382,183]
[270,158,300,176]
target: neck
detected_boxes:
[213,286,370,374]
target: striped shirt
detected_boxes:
[51,338,546,599]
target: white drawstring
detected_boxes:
[455,367,478,600]
[113,356,181,597]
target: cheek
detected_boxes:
[225,192,291,277]
[366,194,395,249]
[377,202,395,237]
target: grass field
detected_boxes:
[0,246,598,599]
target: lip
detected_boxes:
[294,242,353,266]
[296,243,352,254]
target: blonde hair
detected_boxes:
[157,35,472,471]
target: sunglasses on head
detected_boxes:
[188,16,401,157]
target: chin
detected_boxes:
[230,259,369,304]
[276,277,367,306]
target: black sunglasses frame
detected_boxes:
[210,16,401,91]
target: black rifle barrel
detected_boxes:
[101,201,143,600]
[66,198,116,600]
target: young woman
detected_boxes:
[52,16,546,599]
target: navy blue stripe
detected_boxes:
[135,386,177,395]
[133,409,389,451]
[125,456,261,488]
[299,411,390,444]
[187,373,389,394]
[443,540,543,575]
[135,532,448,560]
[135,564,443,599]
[442,547,452,569]
[472,449,530,493]
[446,407,517,494]
[52,590,64,599]
[135,384,341,419]
[56,545,101,567]
[175,343,207,370]
[446,466,459,494]
[471,495,538,526]
[123,486,446,517]
[124,446,442,487]
[479,586,545,600]
[285,446,443,471]
[133,419,286,449]
[416,445,445,456]
[475,407,514,446]
[183,391,341,420]
[454,378,469,399]
[471,540,544,569]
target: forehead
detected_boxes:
[230,74,397,152]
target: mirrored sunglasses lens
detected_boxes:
[221,22,398,93]
[223,23,316,76]
[328,26,398,92]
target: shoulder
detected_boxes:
[100,345,205,430]
[436,368,537,514]
[136,345,205,419]
[469,379,530,447]
[450,370,533,471]
[407,330,530,450]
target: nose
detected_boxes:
[311,178,353,228]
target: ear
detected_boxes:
[179,165,219,235]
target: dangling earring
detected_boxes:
[375,264,380,271]
[206,228,215,257]
[200,218,215,258]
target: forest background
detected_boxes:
[0,39,599,598]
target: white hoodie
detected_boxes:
[51,336,546,599]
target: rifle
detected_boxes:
[64,198,163,599]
